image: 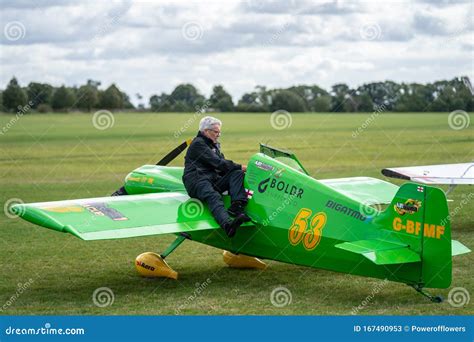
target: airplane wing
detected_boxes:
[10,193,224,241]
[381,163,474,185]
[320,177,399,205]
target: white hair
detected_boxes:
[199,116,222,132]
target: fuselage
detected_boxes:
[126,153,423,287]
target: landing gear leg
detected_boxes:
[160,234,187,259]
[410,284,443,303]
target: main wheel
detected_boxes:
[431,295,443,303]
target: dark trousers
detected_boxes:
[184,169,247,227]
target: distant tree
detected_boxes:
[270,90,307,112]
[150,93,172,112]
[358,81,401,110]
[136,93,145,110]
[429,98,449,112]
[313,95,331,112]
[99,84,123,109]
[286,85,328,111]
[3,77,27,112]
[357,93,374,112]
[431,77,473,112]
[0,91,4,112]
[344,92,374,112]
[330,83,350,112]
[209,85,234,112]
[395,83,432,112]
[236,93,263,112]
[168,84,205,111]
[121,91,135,109]
[236,86,270,112]
[76,84,99,111]
[27,82,53,108]
[255,85,270,110]
[86,79,101,88]
[51,86,76,111]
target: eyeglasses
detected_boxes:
[208,129,221,135]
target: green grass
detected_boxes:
[0,112,472,315]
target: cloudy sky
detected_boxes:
[1,0,473,106]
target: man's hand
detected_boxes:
[241,164,247,172]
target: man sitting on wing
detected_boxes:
[182,116,250,237]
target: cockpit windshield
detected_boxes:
[259,143,309,175]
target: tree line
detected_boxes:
[1,78,134,113]
[1,76,472,113]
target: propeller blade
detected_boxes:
[156,138,193,166]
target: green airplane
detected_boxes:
[9,143,471,302]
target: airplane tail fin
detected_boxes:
[374,183,469,288]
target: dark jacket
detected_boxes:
[183,131,241,186]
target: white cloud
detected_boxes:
[0,0,472,106]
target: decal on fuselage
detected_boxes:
[392,217,445,239]
[394,199,422,216]
[325,200,366,222]
[254,160,275,172]
[127,176,154,185]
[83,202,129,221]
[258,177,304,198]
[288,208,327,251]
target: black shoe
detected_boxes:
[111,186,128,196]
[222,214,249,238]
[228,200,248,217]
[239,213,252,223]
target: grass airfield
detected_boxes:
[0,112,472,315]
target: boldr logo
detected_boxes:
[258,178,270,193]
[257,177,304,198]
